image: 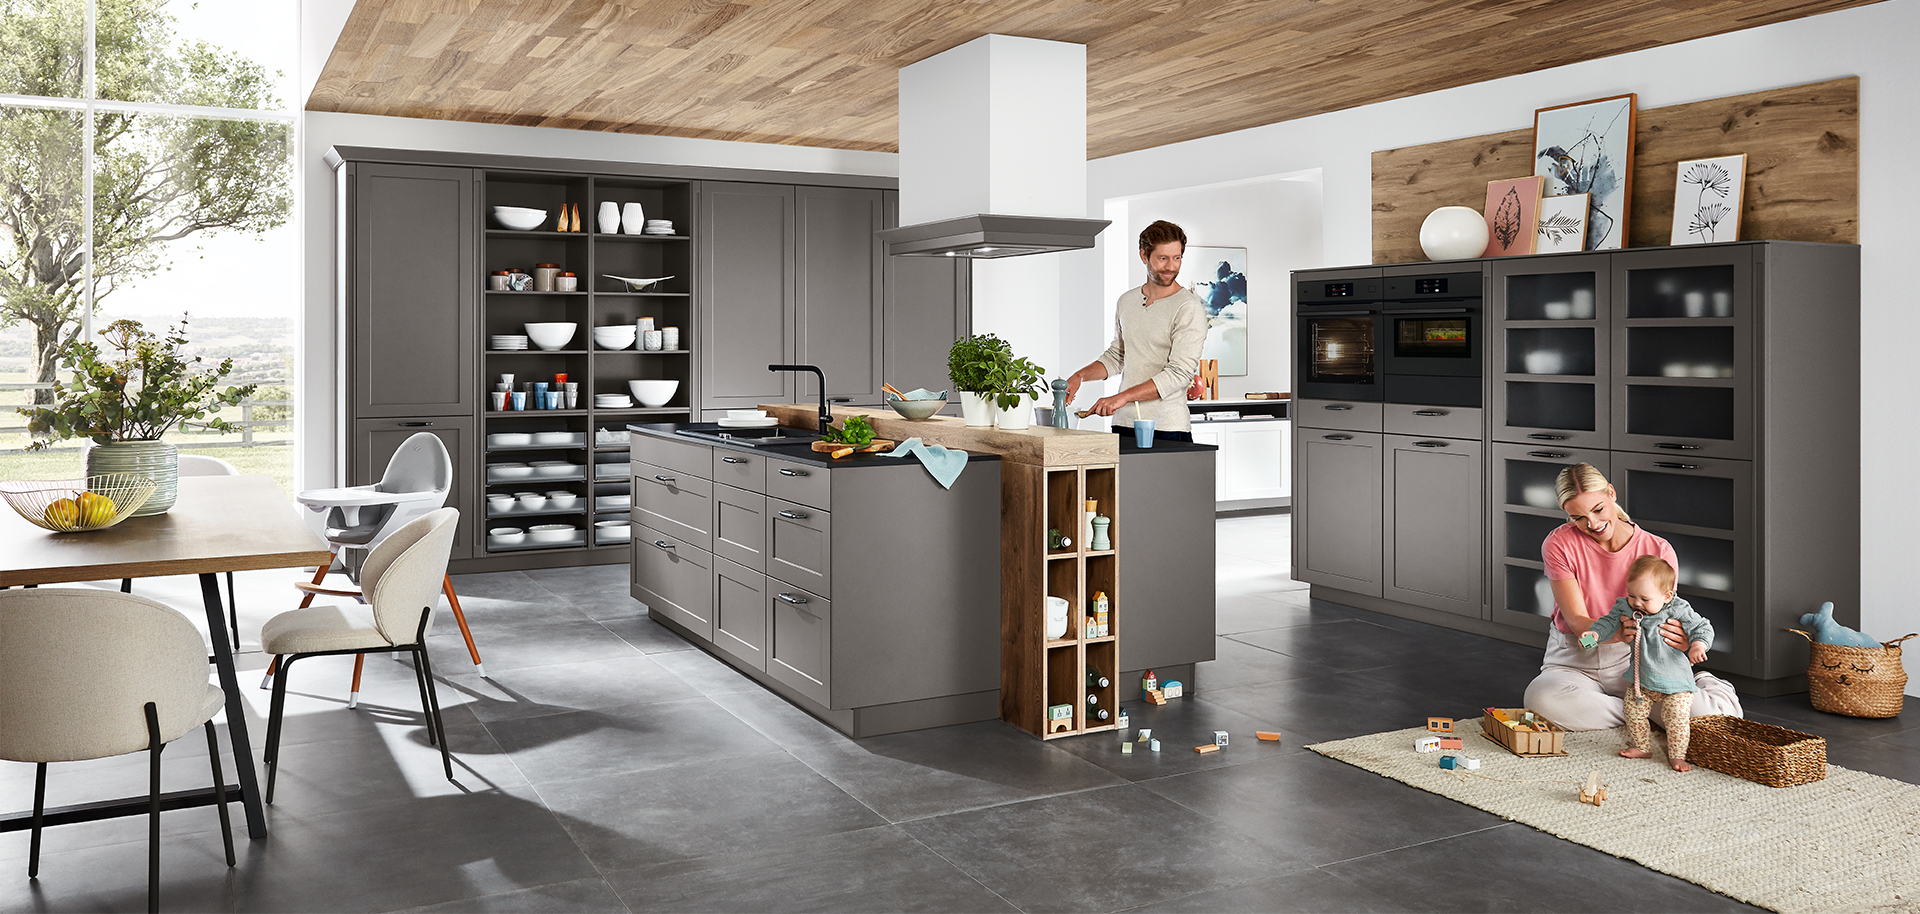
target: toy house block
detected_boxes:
[1121,742,1133,755]
[1048,717,1074,734]
[1213,730,1230,746]
[1256,730,1282,741]
[1162,681,1185,699]
[1149,739,1161,752]
[1438,736,1463,750]
[1427,717,1455,733]
[1416,736,1442,752]
[1462,755,1481,770]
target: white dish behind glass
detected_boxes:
[603,275,673,292]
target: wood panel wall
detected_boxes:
[1371,77,1859,264]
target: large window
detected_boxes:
[1,0,297,491]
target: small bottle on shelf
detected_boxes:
[1086,692,1100,708]
[1091,707,1111,722]
[1087,669,1110,689]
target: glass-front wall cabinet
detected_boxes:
[1613,452,1756,678]
[1491,260,1611,449]
[1489,444,1611,631]
[1611,248,1754,460]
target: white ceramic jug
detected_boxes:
[597,201,620,234]
[1045,596,1070,640]
[622,202,646,235]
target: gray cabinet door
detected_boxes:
[352,417,475,560]
[713,557,769,671]
[1488,442,1611,631]
[630,460,714,552]
[767,497,832,598]
[1117,448,1216,673]
[349,163,476,418]
[712,483,768,572]
[1610,246,1754,460]
[882,190,969,397]
[698,182,794,411]
[1381,434,1483,617]
[1489,256,1611,449]
[768,586,831,707]
[796,186,884,404]
[631,524,714,640]
[1294,429,1382,596]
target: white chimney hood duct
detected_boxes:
[879,35,1109,259]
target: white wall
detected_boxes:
[299,111,897,489]
[1073,0,1919,691]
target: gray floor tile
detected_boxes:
[596,614,699,655]
[427,617,642,675]
[903,784,1315,913]
[603,826,1015,913]
[535,751,886,871]
[1213,591,1366,635]
[648,646,763,697]
[707,688,857,752]
[1194,636,1321,691]
[1123,867,1417,913]
[482,696,779,785]
[442,654,703,723]
[259,704,530,812]
[786,721,1126,822]
[522,564,640,603]
[398,877,632,913]
[0,832,242,914]
[1199,671,1475,745]
[1049,697,1302,782]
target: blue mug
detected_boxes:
[1134,419,1156,448]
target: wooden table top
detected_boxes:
[0,475,333,587]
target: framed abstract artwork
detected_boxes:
[1482,176,1543,257]
[1178,246,1248,376]
[1533,94,1637,251]
[1670,154,1747,245]
[1536,193,1591,254]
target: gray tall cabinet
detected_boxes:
[1293,241,1859,694]
[331,147,965,573]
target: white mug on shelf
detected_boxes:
[643,330,664,351]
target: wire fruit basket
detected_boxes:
[1,474,160,533]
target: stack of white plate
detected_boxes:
[718,408,777,429]
[594,394,634,409]
[490,334,530,350]
[644,220,675,235]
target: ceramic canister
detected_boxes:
[534,264,561,292]
[643,330,664,351]
[662,327,679,349]
[622,202,646,234]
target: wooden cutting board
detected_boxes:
[811,439,895,458]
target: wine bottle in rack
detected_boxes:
[1091,707,1111,721]
[1087,670,1110,689]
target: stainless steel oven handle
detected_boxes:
[1527,451,1570,459]
[1526,434,1568,441]
[1412,409,1449,417]
[1653,462,1702,470]
[1387,307,1471,315]
[1654,443,1701,450]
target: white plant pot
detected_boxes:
[621,202,646,235]
[959,391,997,427]
[995,395,1033,430]
[597,201,621,234]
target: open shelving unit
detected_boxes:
[480,171,693,555]
[1003,461,1120,739]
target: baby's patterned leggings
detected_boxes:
[1625,690,1695,758]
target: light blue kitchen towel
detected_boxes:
[882,437,969,489]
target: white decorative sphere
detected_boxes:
[1420,206,1490,261]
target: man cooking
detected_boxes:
[1064,220,1208,442]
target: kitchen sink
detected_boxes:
[673,423,821,448]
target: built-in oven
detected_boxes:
[1295,272,1384,401]
[1381,271,1482,407]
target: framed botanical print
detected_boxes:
[1533,94,1637,251]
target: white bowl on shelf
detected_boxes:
[491,206,546,230]
[527,524,577,544]
[488,527,526,545]
[628,379,679,407]
[515,493,548,511]
[592,326,637,350]
[546,492,580,510]
[531,431,579,446]
[595,520,632,543]
[487,463,534,479]
[524,322,577,351]
[530,461,576,478]
[486,495,515,513]
[488,433,533,447]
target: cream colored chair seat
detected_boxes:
[261,604,388,655]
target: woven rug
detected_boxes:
[1307,725,1920,913]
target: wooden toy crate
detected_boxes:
[1480,708,1568,757]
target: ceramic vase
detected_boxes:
[622,202,646,235]
[597,201,621,234]
[958,391,997,427]
[86,439,178,516]
[1419,205,1490,261]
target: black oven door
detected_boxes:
[1380,305,1481,406]
[1297,312,1381,401]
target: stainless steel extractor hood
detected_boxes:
[878,213,1111,259]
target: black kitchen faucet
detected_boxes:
[768,364,837,436]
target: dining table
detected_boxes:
[0,474,333,840]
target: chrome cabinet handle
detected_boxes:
[778,468,809,477]
[1323,433,1353,441]
[1323,404,1353,411]
[1653,461,1702,470]
[652,540,675,550]
[776,592,809,605]
[722,456,746,464]
[398,421,433,427]
[1413,440,1449,448]
[653,474,675,483]
[1412,409,1448,417]
[778,509,809,520]
[1526,433,1568,440]
[1654,443,1701,450]
[1527,451,1569,459]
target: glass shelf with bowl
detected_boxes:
[1491,259,1611,451]
[1611,249,1752,460]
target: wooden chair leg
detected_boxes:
[296,564,329,609]
[348,654,365,710]
[442,575,486,678]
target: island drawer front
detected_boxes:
[713,484,768,572]
[713,557,768,672]
[766,456,831,512]
[632,434,713,480]
[632,460,714,552]
[767,496,832,599]
[1295,398,1385,432]
[712,449,769,493]
[767,585,831,708]
[631,522,714,640]
[1383,404,1483,440]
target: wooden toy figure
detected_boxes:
[1580,769,1607,806]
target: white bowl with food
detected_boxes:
[491,206,547,231]
[524,322,578,351]
[527,523,578,544]
[628,379,679,407]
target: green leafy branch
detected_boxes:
[822,415,876,447]
[18,317,256,448]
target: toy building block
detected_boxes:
[1122,742,1133,755]
[1149,739,1161,752]
[1462,755,1481,770]
[1580,769,1607,806]
[1438,736,1463,750]
[1213,730,1230,747]
[1427,717,1455,733]
[1145,689,1167,705]
[1439,754,1459,770]
[1117,709,1130,729]
[1049,704,1073,721]
[1139,728,1152,740]
[1255,730,1283,741]
[1416,736,1442,752]
[1195,744,1220,754]
[1049,717,1073,734]
[1162,681,1185,699]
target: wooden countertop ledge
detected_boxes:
[759,404,1118,467]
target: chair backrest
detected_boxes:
[376,432,452,501]
[177,454,240,477]
[0,590,219,763]
[361,507,459,643]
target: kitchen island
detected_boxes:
[629,409,1214,738]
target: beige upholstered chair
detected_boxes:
[120,454,243,647]
[0,589,237,912]
[260,507,459,800]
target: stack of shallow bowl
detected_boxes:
[592,325,637,350]
[490,334,529,350]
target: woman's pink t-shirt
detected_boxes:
[1541,523,1678,634]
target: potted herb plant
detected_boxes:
[987,353,1048,430]
[947,333,1014,427]
[19,319,256,516]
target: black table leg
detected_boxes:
[200,572,267,838]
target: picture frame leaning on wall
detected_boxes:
[1532,94,1637,251]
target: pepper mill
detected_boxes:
[1051,378,1071,428]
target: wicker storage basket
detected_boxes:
[1688,715,1826,787]
[1789,630,1915,718]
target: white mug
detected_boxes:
[643,330,664,351]
[490,391,508,410]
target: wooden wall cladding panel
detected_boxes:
[1371,77,1859,264]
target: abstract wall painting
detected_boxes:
[1533,94,1637,251]
[1536,193,1591,254]
[1178,245,1248,376]
[1670,154,1747,245]
[1482,176,1543,257]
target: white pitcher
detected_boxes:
[597,201,620,234]
[621,202,646,235]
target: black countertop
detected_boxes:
[628,422,1003,468]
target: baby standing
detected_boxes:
[1580,556,1714,771]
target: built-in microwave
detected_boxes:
[1380,271,1482,407]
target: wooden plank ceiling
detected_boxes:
[309,0,1886,160]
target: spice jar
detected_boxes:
[533,263,561,292]
[488,270,511,291]
[557,272,578,292]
